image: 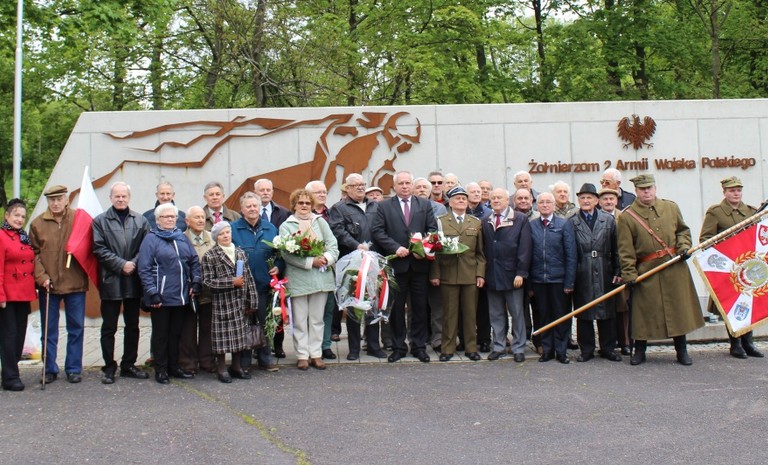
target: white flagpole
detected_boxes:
[13,0,24,198]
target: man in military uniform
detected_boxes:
[699,176,764,359]
[617,174,704,366]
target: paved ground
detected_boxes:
[5,317,768,464]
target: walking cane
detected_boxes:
[41,286,51,391]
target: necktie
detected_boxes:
[495,214,501,228]
[403,198,411,225]
[261,207,269,222]
[457,215,463,224]
[542,218,549,228]
[194,235,203,246]
[586,213,592,223]
[214,211,221,224]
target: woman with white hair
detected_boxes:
[138,203,201,384]
[201,221,259,383]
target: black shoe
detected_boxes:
[620,346,631,356]
[730,337,747,359]
[576,353,594,363]
[513,353,525,363]
[169,368,194,379]
[487,351,505,361]
[366,349,388,359]
[155,371,170,384]
[41,373,57,384]
[539,353,553,362]
[478,342,491,353]
[413,351,430,363]
[2,380,24,391]
[322,348,337,360]
[600,351,622,362]
[439,353,453,362]
[744,345,765,358]
[101,368,116,384]
[630,352,646,365]
[274,348,286,359]
[217,372,232,383]
[676,351,692,366]
[556,354,570,364]
[346,353,359,361]
[465,352,481,361]
[228,367,252,379]
[388,352,405,363]
[120,365,149,379]
[66,373,82,384]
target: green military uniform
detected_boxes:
[698,176,763,358]
[430,206,486,357]
[616,176,704,342]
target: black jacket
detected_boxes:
[328,197,378,257]
[92,207,150,300]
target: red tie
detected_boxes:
[495,214,501,228]
[214,211,221,224]
[402,198,411,225]
[542,218,549,228]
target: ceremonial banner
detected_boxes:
[694,217,768,337]
[65,167,104,287]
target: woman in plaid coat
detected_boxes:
[201,221,259,383]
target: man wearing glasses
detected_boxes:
[428,171,446,204]
[599,169,636,210]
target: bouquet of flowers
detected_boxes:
[436,231,470,255]
[335,249,398,324]
[263,229,325,258]
[387,231,443,261]
[265,276,292,346]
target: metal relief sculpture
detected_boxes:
[617,115,656,150]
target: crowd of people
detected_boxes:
[0,168,762,391]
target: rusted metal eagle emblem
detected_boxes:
[617,114,656,150]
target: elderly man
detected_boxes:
[513,187,540,350]
[465,181,492,352]
[365,186,384,202]
[479,180,493,208]
[182,206,217,373]
[372,171,438,363]
[482,188,531,362]
[329,174,388,360]
[430,187,486,361]
[231,192,282,372]
[513,171,540,209]
[443,173,460,197]
[254,177,291,358]
[29,185,89,384]
[143,182,186,231]
[92,182,151,384]
[700,176,763,359]
[530,192,577,364]
[203,181,241,230]
[513,188,539,220]
[599,168,636,210]
[306,180,341,356]
[466,182,491,220]
[428,171,446,204]
[598,188,631,355]
[617,174,704,366]
[552,181,578,218]
[414,177,448,217]
[569,184,622,362]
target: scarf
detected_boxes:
[220,243,236,264]
[295,216,317,240]
[2,221,31,245]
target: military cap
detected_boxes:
[576,183,599,197]
[629,174,655,188]
[43,185,68,197]
[446,186,468,199]
[598,188,620,198]
[720,176,743,188]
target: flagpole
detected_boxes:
[533,205,768,336]
[13,0,24,198]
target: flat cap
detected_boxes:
[446,186,468,199]
[598,188,620,198]
[365,186,383,195]
[43,185,68,197]
[629,174,655,188]
[720,176,743,188]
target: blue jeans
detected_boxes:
[39,290,86,375]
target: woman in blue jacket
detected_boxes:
[139,203,201,384]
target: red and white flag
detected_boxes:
[65,167,103,287]
[694,216,768,336]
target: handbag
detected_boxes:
[245,323,266,349]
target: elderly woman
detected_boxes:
[280,189,339,370]
[138,203,201,384]
[0,199,36,391]
[201,221,259,383]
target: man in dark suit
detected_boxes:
[371,171,437,363]
[203,181,241,231]
[254,178,291,228]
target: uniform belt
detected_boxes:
[637,247,676,264]
[589,251,603,258]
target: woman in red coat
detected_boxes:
[0,199,37,391]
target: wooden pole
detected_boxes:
[532,206,768,336]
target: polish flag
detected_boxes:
[694,216,768,337]
[65,167,103,287]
